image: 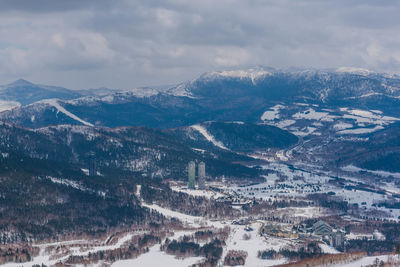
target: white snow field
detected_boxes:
[342,165,400,179]
[333,122,354,130]
[142,202,225,228]
[170,185,225,199]
[338,125,384,134]
[259,103,399,138]
[112,245,204,267]
[261,104,286,121]
[221,222,289,267]
[293,108,338,122]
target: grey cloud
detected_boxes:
[0,0,112,13]
[0,0,399,89]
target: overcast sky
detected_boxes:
[0,0,399,89]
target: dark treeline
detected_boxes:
[163,238,224,267]
[346,239,399,255]
[0,170,166,244]
[258,242,323,261]
[308,193,348,212]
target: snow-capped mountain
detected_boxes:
[2,67,400,174]
[182,67,400,102]
[3,67,400,128]
[0,79,82,106]
[0,79,136,109]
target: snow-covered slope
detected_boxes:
[39,99,94,126]
[336,66,376,76]
[201,68,273,85]
[191,124,229,150]
[0,100,20,112]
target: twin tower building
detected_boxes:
[188,161,206,189]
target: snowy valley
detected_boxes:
[1,68,400,266]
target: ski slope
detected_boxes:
[42,99,94,126]
[191,124,229,150]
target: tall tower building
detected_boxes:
[89,158,97,176]
[188,161,196,189]
[198,161,206,189]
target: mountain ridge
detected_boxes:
[2,67,400,129]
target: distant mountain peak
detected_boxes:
[200,67,274,85]
[8,78,35,87]
[203,66,274,78]
[335,67,376,76]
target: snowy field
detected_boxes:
[227,163,400,221]
[221,222,289,267]
[2,234,137,267]
[342,165,400,179]
[142,203,302,267]
[2,226,204,267]
[260,103,400,137]
[261,104,286,121]
[170,185,225,199]
[112,245,204,267]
